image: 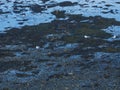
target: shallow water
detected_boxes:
[103,26,120,41]
[0,0,120,34]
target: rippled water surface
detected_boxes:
[0,0,120,32]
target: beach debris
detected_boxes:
[36,46,40,49]
[84,35,90,38]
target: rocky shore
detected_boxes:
[0,15,120,90]
[0,0,120,90]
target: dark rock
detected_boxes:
[59,1,77,7]
[30,4,44,13]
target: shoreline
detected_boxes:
[0,15,120,90]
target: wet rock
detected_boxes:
[20,65,38,71]
[47,72,68,81]
[53,63,62,68]
[52,10,66,18]
[5,45,27,50]
[55,43,79,51]
[59,1,77,7]
[103,73,110,79]
[0,50,15,58]
[0,9,10,14]
[16,72,32,77]
[37,59,51,62]
[32,70,39,74]
[30,4,44,13]
[41,0,49,3]
[45,33,65,41]
[0,60,31,72]
[2,87,9,90]
[81,82,92,87]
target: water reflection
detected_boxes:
[103,26,120,41]
[0,0,120,32]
